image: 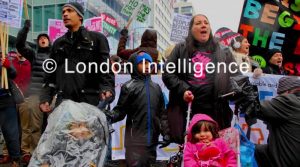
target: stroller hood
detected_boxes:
[187,114,218,142]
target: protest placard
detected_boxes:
[0,0,23,28]
[84,17,102,32]
[170,13,191,43]
[48,19,68,42]
[238,0,300,75]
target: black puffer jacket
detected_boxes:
[40,26,115,106]
[16,25,51,97]
[110,53,169,147]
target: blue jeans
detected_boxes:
[0,106,21,160]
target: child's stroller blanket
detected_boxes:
[29,100,109,167]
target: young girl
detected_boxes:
[184,114,237,167]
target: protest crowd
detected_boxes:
[1,1,300,167]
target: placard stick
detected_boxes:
[24,0,29,19]
[0,22,8,89]
[0,22,5,89]
[4,24,9,89]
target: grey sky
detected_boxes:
[189,0,244,33]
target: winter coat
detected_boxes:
[117,29,159,63]
[16,26,51,97]
[40,26,115,106]
[110,52,169,147]
[10,56,31,95]
[263,63,287,75]
[230,50,252,72]
[0,59,17,108]
[162,42,238,144]
[184,114,237,167]
[255,92,300,167]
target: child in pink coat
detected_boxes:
[184,114,237,167]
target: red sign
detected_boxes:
[101,13,118,28]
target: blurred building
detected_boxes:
[149,0,175,53]
[173,0,195,16]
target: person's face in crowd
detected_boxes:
[237,38,250,55]
[8,52,17,58]
[194,124,213,144]
[137,60,151,75]
[269,52,283,67]
[62,6,82,31]
[16,51,22,58]
[38,36,49,48]
[192,15,211,43]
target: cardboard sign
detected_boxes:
[170,13,191,43]
[0,0,23,28]
[136,4,151,23]
[84,17,102,32]
[121,0,139,17]
[121,0,151,23]
[48,19,68,42]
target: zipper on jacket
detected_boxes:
[131,119,134,137]
[145,78,151,145]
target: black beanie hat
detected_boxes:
[63,2,84,19]
[277,76,300,94]
[266,49,281,62]
[37,33,50,42]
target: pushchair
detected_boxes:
[28,100,109,167]
[166,103,240,167]
[167,75,260,167]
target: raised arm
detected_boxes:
[15,19,35,64]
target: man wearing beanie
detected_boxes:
[263,49,287,75]
[255,76,300,167]
[40,2,115,111]
[104,51,170,167]
[7,16,52,165]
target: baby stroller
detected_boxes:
[166,103,241,167]
[167,75,260,167]
[28,100,109,167]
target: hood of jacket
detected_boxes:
[187,114,218,142]
[140,29,157,48]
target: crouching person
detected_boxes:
[105,51,170,167]
[255,76,300,167]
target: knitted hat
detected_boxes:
[136,52,153,64]
[214,27,233,40]
[63,2,84,19]
[277,77,300,94]
[37,33,50,42]
[266,49,281,62]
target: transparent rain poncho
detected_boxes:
[29,100,109,167]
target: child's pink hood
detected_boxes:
[187,114,218,142]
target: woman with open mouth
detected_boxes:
[162,14,240,144]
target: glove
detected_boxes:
[2,58,10,68]
[120,27,128,36]
[24,19,31,30]
[103,109,114,123]
[158,135,171,148]
[253,68,263,78]
[196,146,220,161]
